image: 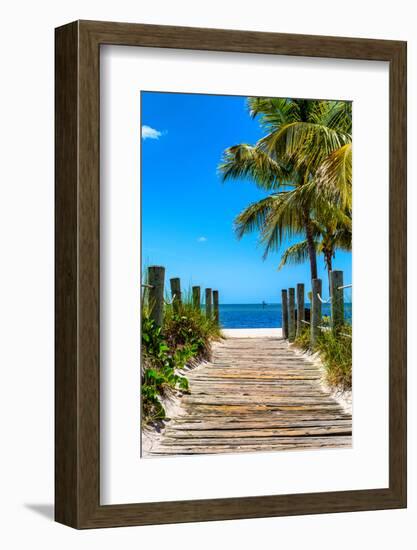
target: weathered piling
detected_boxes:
[213,290,219,324]
[205,288,212,318]
[170,277,182,313]
[288,288,296,342]
[281,289,289,339]
[148,266,165,327]
[296,283,305,337]
[330,270,344,332]
[192,286,201,310]
[311,278,322,347]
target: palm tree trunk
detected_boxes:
[303,209,318,280]
[324,249,333,295]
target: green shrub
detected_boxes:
[163,301,221,362]
[294,324,311,351]
[316,324,352,390]
[141,293,221,427]
[292,322,352,391]
[141,316,191,425]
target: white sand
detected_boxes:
[221,328,283,338]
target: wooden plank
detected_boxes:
[170,277,182,312]
[311,278,322,346]
[281,289,289,339]
[165,426,352,438]
[205,288,212,318]
[148,266,165,326]
[213,290,219,324]
[296,283,305,337]
[144,334,352,456]
[148,437,352,455]
[171,419,352,430]
[288,288,296,342]
[330,270,344,331]
[192,286,200,310]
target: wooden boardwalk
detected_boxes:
[145,336,352,456]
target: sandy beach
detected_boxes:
[221,327,283,338]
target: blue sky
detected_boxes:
[141,91,352,304]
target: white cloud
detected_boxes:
[197,236,208,242]
[141,125,164,140]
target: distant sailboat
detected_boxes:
[262,301,267,308]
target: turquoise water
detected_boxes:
[219,303,352,329]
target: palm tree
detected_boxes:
[219,97,352,281]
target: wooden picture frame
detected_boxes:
[55,20,407,528]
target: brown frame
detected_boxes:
[55,20,407,529]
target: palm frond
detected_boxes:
[258,121,351,174]
[247,97,300,130]
[304,100,332,124]
[234,195,278,239]
[321,101,352,133]
[313,143,352,209]
[259,190,306,258]
[332,225,352,251]
[218,144,293,190]
[278,240,311,269]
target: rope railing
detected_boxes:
[141,283,154,289]
[317,294,331,304]
[301,319,330,331]
[164,293,177,306]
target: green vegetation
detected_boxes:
[293,324,311,352]
[294,324,352,391]
[141,296,221,427]
[163,301,221,361]
[316,325,352,390]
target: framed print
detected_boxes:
[55,20,406,528]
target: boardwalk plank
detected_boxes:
[144,336,352,456]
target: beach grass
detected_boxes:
[141,289,221,427]
[294,323,352,391]
[316,324,352,390]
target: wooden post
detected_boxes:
[330,270,344,332]
[213,290,219,324]
[288,288,296,342]
[169,277,182,313]
[192,286,200,310]
[147,266,165,327]
[205,288,212,318]
[281,289,289,339]
[296,283,305,337]
[311,278,322,347]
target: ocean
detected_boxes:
[219,303,353,329]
